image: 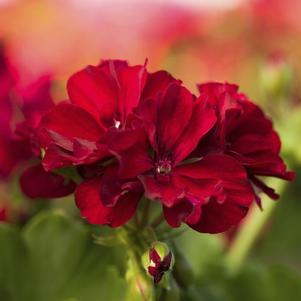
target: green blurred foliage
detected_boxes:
[0,211,127,301]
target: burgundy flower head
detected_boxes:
[0,46,26,179]
[197,82,294,205]
[0,52,77,199]
[37,60,148,171]
[109,82,254,233]
[35,59,293,234]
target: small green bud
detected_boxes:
[142,241,174,285]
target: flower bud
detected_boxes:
[142,242,174,284]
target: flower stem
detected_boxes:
[225,178,287,273]
[118,227,154,301]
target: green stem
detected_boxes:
[140,199,151,228]
[118,227,154,301]
[225,178,287,273]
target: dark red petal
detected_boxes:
[156,84,194,152]
[162,252,172,270]
[250,175,279,200]
[67,65,117,126]
[38,103,105,170]
[20,164,76,199]
[163,196,203,227]
[100,165,142,207]
[148,266,158,277]
[149,248,161,265]
[133,98,157,150]
[162,155,254,231]
[39,102,104,144]
[108,128,153,178]
[163,200,194,227]
[0,135,32,179]
[20,75,54,121]
[142,70,181,100]
[68,60,147,127]
[139,174,185,207]
[189,200,249,234]
[115,63,147,123]
[198,82,239,96]
[175,154,254,207]
[75,176,141,227]
[173,98,217,163]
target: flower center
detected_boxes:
[156,159,172,175]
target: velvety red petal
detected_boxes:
[68,60,147,128]
[115,63,147,123]
[38,103,105,170]
[67,65,117,126]
[39,102,104,143]
[133,98,158,150]
[0,135,32,179]
[156,84,194,152]
[174,154,254,207]
[198,82,239,96]
[173,98,217,163]
[163,200,194,227]
[142,70,181,100]
[75,176,141,227]
[100,165,142,207]
[108,128,153,178]
[189,199,249,234]
[20,164,76,199]
[138,174,185,207]
[250,175,279,200]
[20,75,54,121]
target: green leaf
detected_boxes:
[0,211,127,301]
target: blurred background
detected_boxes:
[0,0,301,300]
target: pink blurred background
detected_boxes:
[1,0,300,98]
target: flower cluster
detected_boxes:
[23,59,293,233]
[0,46,76,199]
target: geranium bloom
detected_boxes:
[38,60,148,171]
[108,83,254,233]
[15,76,76,198]
[197,82,294,204]
[37,59,292,234]
[0,45,29,179]
[1,45,75,200]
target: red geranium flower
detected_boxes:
[15,76,76,199]
[0,45,28,179]
[53,61,180,226]
[37,60,148,171]
[108,83,254,233]
[36,59,292,234]
[197,82,294,205]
